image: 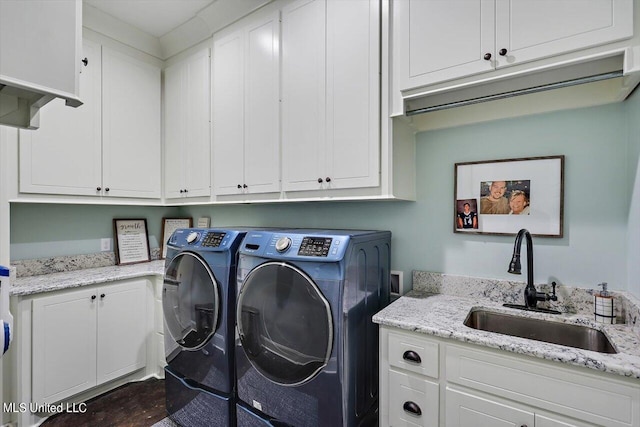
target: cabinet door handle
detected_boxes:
[325,177,331,183]
[91,295,97,301]
[403,350,422,364]
[237,184,242,189]
[499,48,508,56]
[96,186,101,191]
[100,293,105,299]
[243,184,248,189]
[105,187,110,192]
[82,57,88,66]
[317,178,323,183]
[180,189,184,193]
[403,401,422,416]
[483,52,492,61]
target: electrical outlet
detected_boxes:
[100,238,111,252]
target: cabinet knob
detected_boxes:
[403,401,422,416]
[483,52,492,61]
[237,184,242,189]
[180,189,185,193]
[96,186,101,191]
[184,189,188,193]
[325,177,331,183]
[499,48,508,56]
[91,295,97,301]
[318,178,323,183]
[105,187,110,192]
[403,350,422,364]
[243,184,248,189]
[82,57,88,66]
[100,293,105,299]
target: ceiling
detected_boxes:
[84,0,215,38]
[83,0,273,59]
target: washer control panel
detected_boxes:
[239,231,349,261]
[298,237,332,257]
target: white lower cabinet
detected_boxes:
[31,279,148,405]
[446,387,534,427]
[380,326,640,427]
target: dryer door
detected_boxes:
[237,261,333,386]
[163,252,220,350]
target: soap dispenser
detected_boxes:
[594,282,615,324]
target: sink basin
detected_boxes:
[464,309,617,354]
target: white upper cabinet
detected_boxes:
[212,11,281,196]
[0,0,82,129]
[102,47,161,199]
[396,0,634,91]
[282,0,380,192]
[19,39,102,197]
[164,48,211,199]
[19,42,162,200]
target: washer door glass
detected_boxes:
[237,262,333,386]
[163,252,219,350]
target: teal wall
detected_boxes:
[10,90,640,296]
[10,204,179,259]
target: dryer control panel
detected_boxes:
[168,228,240,251]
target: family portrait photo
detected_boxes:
[454,156,564,236]
[480,180,531,215]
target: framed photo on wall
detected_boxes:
[454,156,564,237]
[161,218,193,258]
[113,219,151,265]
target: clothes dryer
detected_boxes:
[163,228,249,427]
[234,229,391,427]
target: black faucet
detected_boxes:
[508,229,557,309]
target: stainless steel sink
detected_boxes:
[464,309,617,354]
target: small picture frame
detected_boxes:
[113,219,151,265]
[161,218,193,259]
[454,156,564,237]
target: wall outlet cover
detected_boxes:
[100,238,111,252]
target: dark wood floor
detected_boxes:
[41,378,167,427]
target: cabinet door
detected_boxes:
[19,39,102,197]
[281,0,326,192]
[164,49,211,199]
[32,288,98,404]
[212,31,245,195]
[183,48,211,198]
[395,0,495,90]
[102,47,161,199]
[495,0,633,68]
[163,60,185,199]
[0,0,80,98]
[243,12,281,194]
[96,280,147,384]
[325,0,379,190]
[446,387,534,427]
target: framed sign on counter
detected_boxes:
[113,219,151,265]
[454,156,564,237]
[161,218,193,258]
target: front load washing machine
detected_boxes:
[234,229,391,427]
[163,228,250,427]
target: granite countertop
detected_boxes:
[10,260,165,296]
[373,290,640,380]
